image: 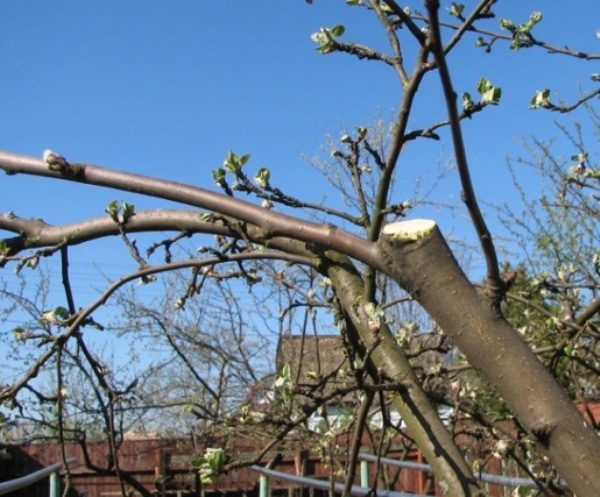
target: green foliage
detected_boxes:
[192,447,226,484]
[254,167,271,188]
[12,327,28,341]
[40,306,70,325]
[530,89,551,109]
[448,3,465,18]
[105,200,119,219]
[462,92,475,112]
[212,167,227,187]
[0,241,10,256]
[476,78,502,105]
[462,78,502,111]
[198,212,216,223]
[105,200,136,224]
[361,301,393,333]
[274,362,292,404]
[311,25,345,53]
[394,320,418,347]
[223,151,250,175]
[500,11,543,50]
[499,113,600,400]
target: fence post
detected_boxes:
[360,460,369,488]
[49,472,59,497]
[259,474,269,497]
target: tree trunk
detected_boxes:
[378,219,600,497]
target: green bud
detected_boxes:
[462,92,475,111]
[476,78,501,105]
[254,167,271,188]
[448,3,465,18]
[199,212,216,222]
[530,89,550,109]
[529,11,542,25]
[105,200,119,219]
[121,202,135,223]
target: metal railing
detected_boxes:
[358,453,538,489]
[252,452,541,497]
[251,465,426,497]
[0,458,76,496]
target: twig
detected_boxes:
[370,0,409,86]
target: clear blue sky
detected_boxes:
[0,1,597,300]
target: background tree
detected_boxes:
[0,2,599,496]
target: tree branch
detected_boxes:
[425,0,503,306]
[0,151,381,270]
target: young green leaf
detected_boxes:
[530,89,551,109]
[105,200,119,220]
[212,167,226,186]
[330,24,345,37]
[476,78,502,105]
[462,92,475,111]
[254,167,271,188]
[448,3,465,18]
[121,202,135,223]
[499,19,515,32]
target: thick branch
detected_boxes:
[0,151,381,270]
[378,219,600,497]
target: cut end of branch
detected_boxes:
[382,219,437,241]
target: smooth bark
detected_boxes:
[1,153,599,494]
[378,220,600,497]
[321,251,483,497]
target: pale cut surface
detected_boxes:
[382,219,437,240]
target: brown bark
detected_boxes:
[1,153,598,493]
[320,251,483,497]
[378,220,600,497]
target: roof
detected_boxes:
[275,334,350,398]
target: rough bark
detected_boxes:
[378,220,600,497]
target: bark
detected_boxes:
[0,152,382,270]
[378,220,600,497]
[320,251,483,497]
[1,153,598,493]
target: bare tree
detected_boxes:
[1,2,599,496]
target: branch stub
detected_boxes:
[382,219,437,241]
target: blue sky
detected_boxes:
[0,1,598,305]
